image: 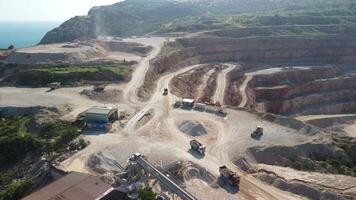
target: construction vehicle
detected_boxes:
[163,88,168,95]
[48,82,61,90]
[94,84,107,92]
[190,140,206,155]
[173,100,181,108]
[251,126,263,139]
[219,166,240,188]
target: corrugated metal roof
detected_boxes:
[85,106,117,116]
[22,172,113,200]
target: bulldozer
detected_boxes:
[251,126,263,139]
[190,140,206,155]
[219,166,240,188]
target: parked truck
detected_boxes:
[251,126,263,139]
[219,166,240,188]
[190,140,206,155]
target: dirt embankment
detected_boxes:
[98,40,152,56]
[236,136,356,199]
[138,48,200,100]
[5,39,150,65]
[198,67,220,103]
[224,67,245,106]
[3,68,132,87]
[170,64,217,100]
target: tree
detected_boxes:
[138,187,155,200]
[7,45,14,50]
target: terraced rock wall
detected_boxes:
[250,65,356,115]
[140,31,356,100]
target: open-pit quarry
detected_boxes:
[1,26,356,200]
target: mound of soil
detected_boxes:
[178,120,207,136]
[248,138,356,176]
[80,89,121,103]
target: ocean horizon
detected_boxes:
[0,21,62,49]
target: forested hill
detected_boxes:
[40,0,356,44]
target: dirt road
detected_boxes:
[295,114,356,121]
[212,63,236,104]
[122,37,166,105]
[238,75,252,108]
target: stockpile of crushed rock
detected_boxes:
[178,120,208,136]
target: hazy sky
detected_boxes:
[0,0,121,22]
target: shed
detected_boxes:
[23,172,114,200]
[85,106,118,123]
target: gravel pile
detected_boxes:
[178,120,208,136]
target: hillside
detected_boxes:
[40,0,356,44]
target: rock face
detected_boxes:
[169,64,219,102]
[170,64,213,99]
[139,28,356,100]
[224,67,245,106]
[248,65,356,115]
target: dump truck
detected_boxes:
[163,88,168,96]
[190,140,206,155]
[219,166,240,188]
[251,126,263,139]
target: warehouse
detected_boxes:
[23,172,116,200]
[85,106,118,130]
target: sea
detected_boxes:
[0,21,62,49]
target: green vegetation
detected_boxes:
[289,137,356,176]
[0,62,18,77]
[138,187,156,200]
[0,115,81,200]
[40,0,356,44]
[0,178,32,200]
[5,63,133,87]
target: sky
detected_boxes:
[0,0,121,22]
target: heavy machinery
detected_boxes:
[173,100,182,108]
[251,126,263,139]
[128,153,197,200]
[48,82,61,90]
[94,83,107,92]
[219,166,240,188]
[190,140,206,155]
[163,88,168,95]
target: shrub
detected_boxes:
[0,179,32,200]
[138,187,155,200]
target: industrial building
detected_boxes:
[22,172,118,200]
[84,106,118,130]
